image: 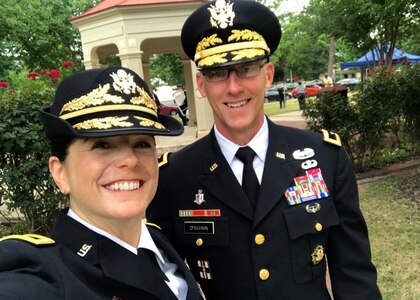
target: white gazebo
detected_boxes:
[70,0,213,137]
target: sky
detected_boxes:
[279,0,310,13]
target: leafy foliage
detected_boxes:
[149,53,185,88]
[304,63,419,171]
[0,0,97,79]
[0,65,74,234]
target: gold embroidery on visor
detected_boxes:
[73,116,133,130]
[134,116,165,130]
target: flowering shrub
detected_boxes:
[304,62,419,171]
[0,62,77,234]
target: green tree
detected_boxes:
[307,0,420,67]
[0,0,98,79]
[149,53,185,88]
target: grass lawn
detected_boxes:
[358,167,419,299]
[263,98,300,116]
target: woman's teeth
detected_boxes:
[105,181,140,191]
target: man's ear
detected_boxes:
[49,156,69,194]
[196,72,207,98]
[265,62,275,88]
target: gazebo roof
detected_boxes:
[72,0,203,20]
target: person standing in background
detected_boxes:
[296,81,306,110]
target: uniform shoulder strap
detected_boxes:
[320,129,342,147]
[0,233,55,246]
[145,222,162,230]
[158,152,171,168]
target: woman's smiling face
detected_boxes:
[49,135,157,228]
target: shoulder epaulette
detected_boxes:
[0,233,55,246]
[158,152,171,168]
[320,129,342,147]
[145,222,162,230]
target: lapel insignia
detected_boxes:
[301,159,318,170]
[197,260,212,280]
[77,244,92,257]
[292,148,315,160]
[209,163,218,172]
[284,168,330,205]
[311,245,325,265]
[194,189,206,205]
[276,152,286,159]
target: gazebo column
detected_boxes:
[118,51,144,77]
[83,58,101,70]
[184,60,213,137]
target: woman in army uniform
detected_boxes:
[0,67,203,300]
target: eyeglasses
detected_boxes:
[202,62,267,83]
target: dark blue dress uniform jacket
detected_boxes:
[147,119,381,300]
[0,211,202,300]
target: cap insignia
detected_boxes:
[73,116,133,130]
[208,0,235,29]
[110,69,137,94]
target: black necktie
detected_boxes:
[235,146,260,208]
[139,248,169,282]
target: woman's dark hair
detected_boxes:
[50,137,76,161]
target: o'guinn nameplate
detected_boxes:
[184,221,215,234]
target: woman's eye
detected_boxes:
[92,141,110,149]
[134,141,153,149]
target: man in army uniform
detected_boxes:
[147,0,381,299]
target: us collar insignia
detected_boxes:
[194,189,206,205]
[285,168,330,205]
[276,152,286,159]
[311,245,325,265]
[292,148,315,160]
[209,0,235,29]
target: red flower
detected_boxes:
[41,69,48,74]
[27,71,40,80]
[381,72,387,77]
[377,60,383,66]
[404,60,412,65]
[8,88,15,93]
[293,76,299,82]
[62,61,74,68]
[0,81,9,88]
[47,69,61,84]
[47,69,60,78]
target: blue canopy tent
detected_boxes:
[340,47,420,70]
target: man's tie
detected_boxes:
[235,146,260,208]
